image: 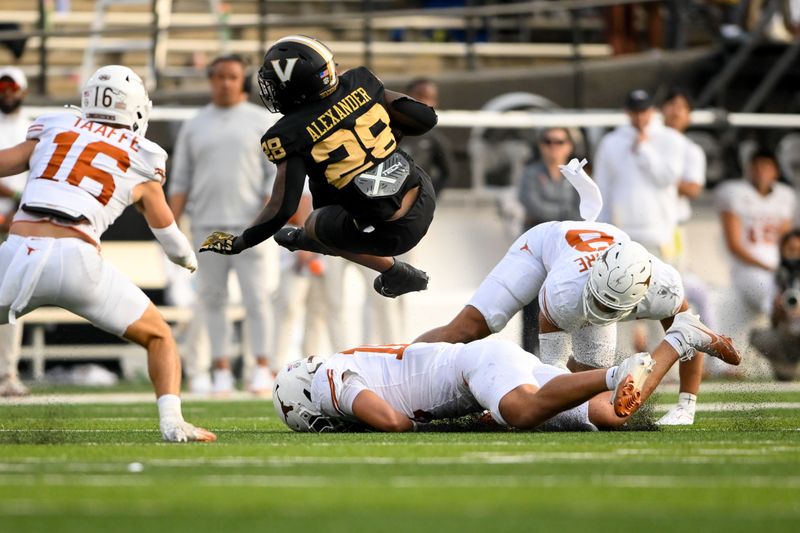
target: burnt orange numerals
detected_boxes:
[564,229,616,252]
[339,344,409,360]
[39,131,130,206]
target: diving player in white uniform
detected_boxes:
[416,193,735,426]
[272,310,740,433]
[0,65,215,442]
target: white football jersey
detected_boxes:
[715,180,796,270]
[15,113,166,244]
[312,342,481,423]
[469,220,684,333]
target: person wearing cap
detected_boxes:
[593,88,691,416]
[0,66,29,396]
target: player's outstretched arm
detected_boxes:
[199,156,305,255]
[351,389,415,432]
[134,181,197,272]
[0,139,36,178]
[413,305,491,344]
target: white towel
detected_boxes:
[0,237,55,324]
[559,158,603,222]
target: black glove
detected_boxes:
[199,231,246,255]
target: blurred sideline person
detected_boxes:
[0,66,214,442]
[750,229,800,381]
[414,213,735,426]
[200,35,438,299]
[399,78,454,196]
[658,87,713,424]
[594,89,685,369]
[516,127,581,355]
[169,54,277,395]
[272,311,740,433]
[715,149,796,374]
[0,66,29,396]
[273,186,345,370]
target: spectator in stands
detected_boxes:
[0,66,29,396]
[516,127,580,354]
[168,54,277,395]
[658,86,713,424]
[716,149,796,373]
[399,78,454,196]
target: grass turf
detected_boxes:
[0,390,798,532]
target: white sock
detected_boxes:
[605,366,618,390]
[677,392,697,408]
[664,330,691,360]
[157,394,183,422]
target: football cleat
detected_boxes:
[160,419,217,443]
[610,352,654,417]
[212,368,235,396]
[373,260,429,298]
[249,366,275,397]
[656,403,696,426]
[667,311,741,366]
[0,375,30,397]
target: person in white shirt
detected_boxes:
[0,66,30,396]
[169,55,277,395]
[594,89,685,256]
[0,65,215,442]
[271,311,740,433]
[716,149,797,369]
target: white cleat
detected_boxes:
[249,366,275,397]
[0,375,30,397]
[656,403,696,426]
[667,311,741,366]
[610,352,655,417]
[160,419,217,443]
[211,368,235,396]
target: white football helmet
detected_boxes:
[583,240,652,325]
[273,355,340,433]
[81,65,152,136]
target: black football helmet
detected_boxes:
[258,35,338,113]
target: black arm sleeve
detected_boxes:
[238,156,305,249]
[388,97,438,136]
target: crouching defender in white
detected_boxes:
[0,65,215,442]
[273,310,740,432]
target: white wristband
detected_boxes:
[150,221,197,272]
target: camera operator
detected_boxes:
[750,229,800,381]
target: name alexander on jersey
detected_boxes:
[305,86,372,142]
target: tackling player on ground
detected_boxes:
[272,310,740,433]
[0,66,215,442]
[200,35,438,298]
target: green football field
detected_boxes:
[1,386,799,533]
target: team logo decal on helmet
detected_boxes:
[258,34,338,113]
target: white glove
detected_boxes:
[160,418,217,442]
[174,251,198,273]
[559,158,603,222]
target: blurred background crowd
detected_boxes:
[1,0,799,396]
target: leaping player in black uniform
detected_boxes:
[200,35,438,298]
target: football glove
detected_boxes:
[199,231,245,255]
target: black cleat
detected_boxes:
[373,260,429,298]
[274,227,332,255]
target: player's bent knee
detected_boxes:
[123,304,174,347]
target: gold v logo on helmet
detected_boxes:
[271,58,298,82]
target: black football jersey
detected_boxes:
[261,67,420,223]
